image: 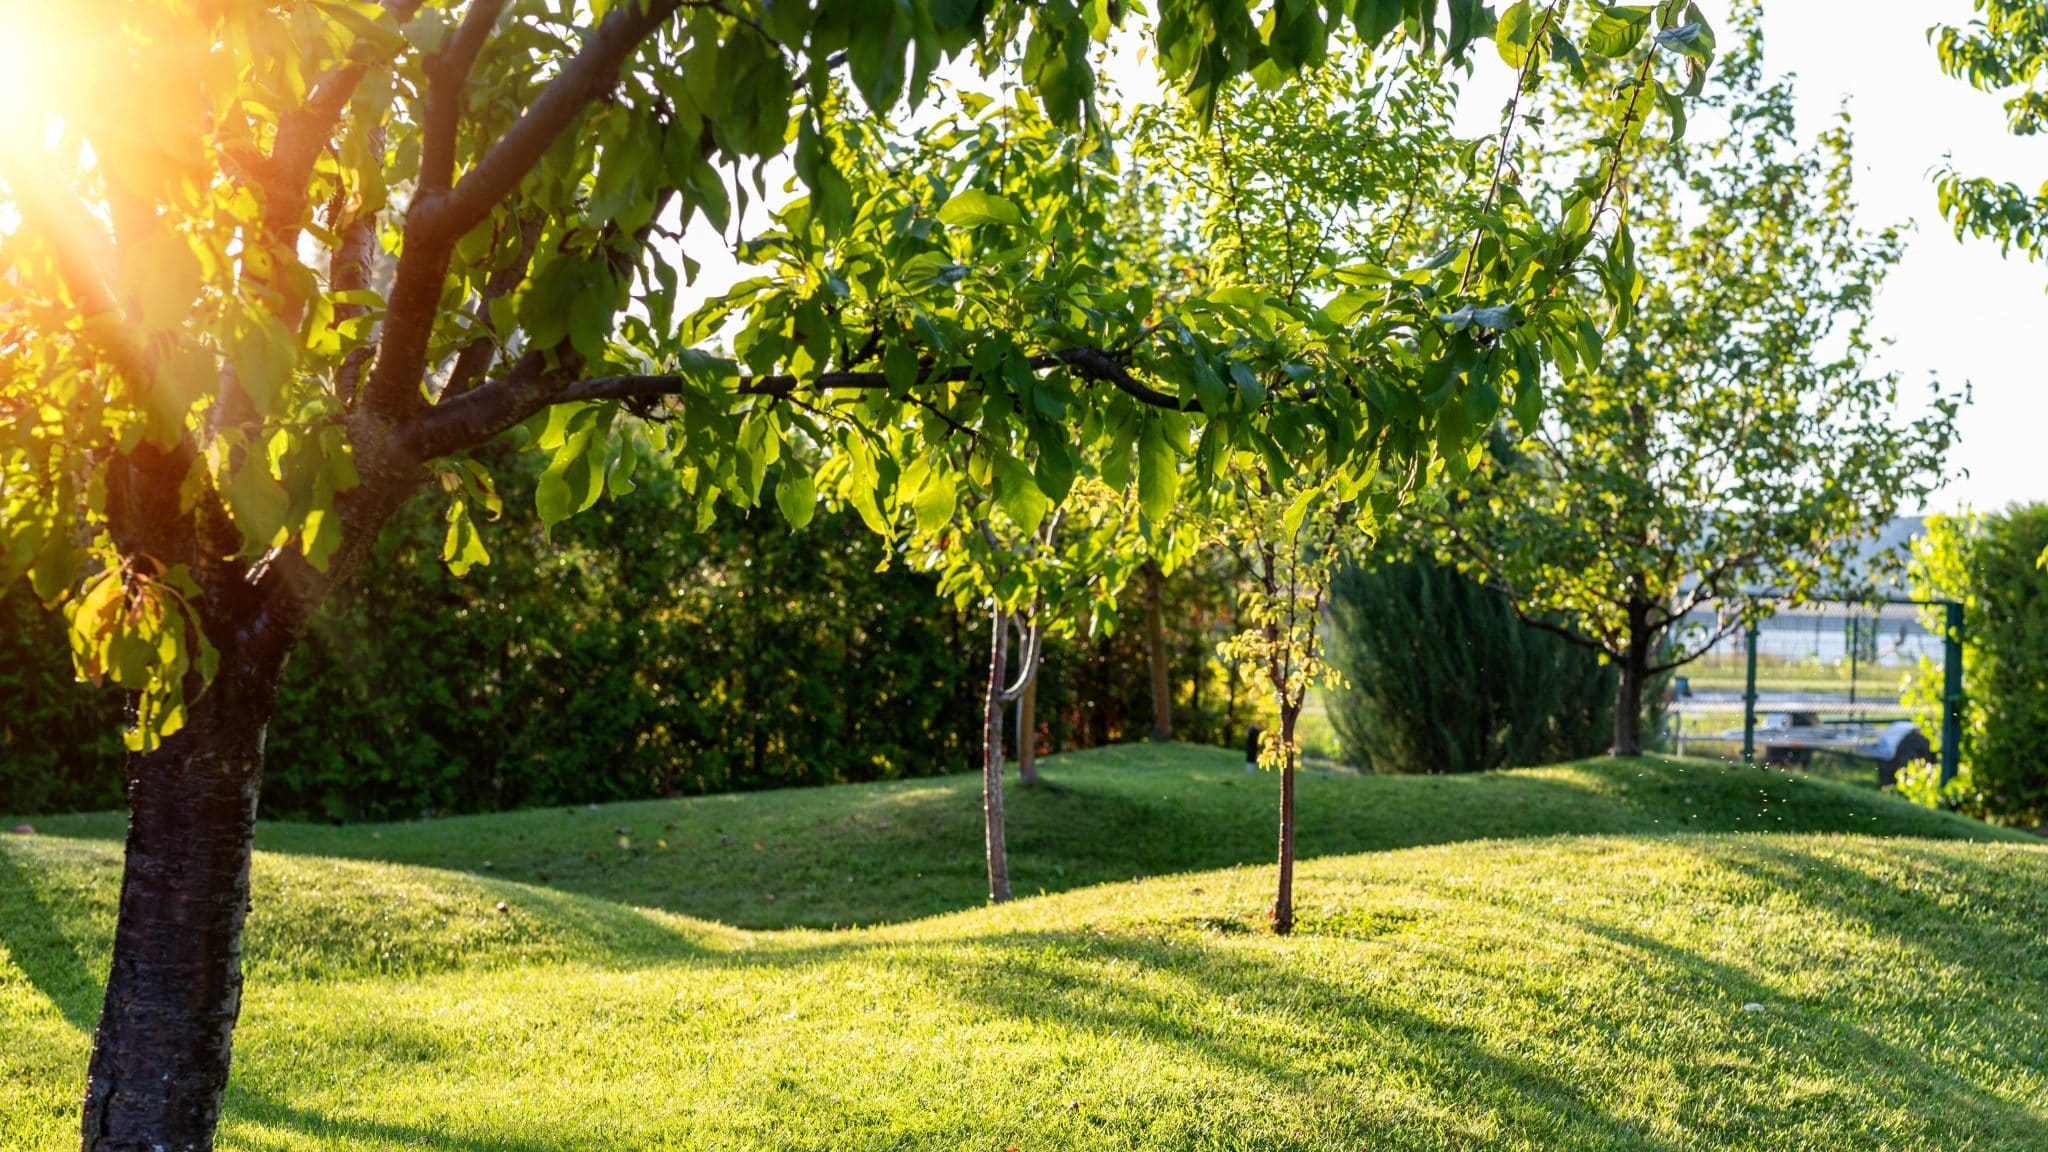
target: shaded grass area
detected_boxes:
[14,745,2011,929]
[5,829,2048,1150]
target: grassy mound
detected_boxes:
[5,748,2043,1150]
[18,744,2013,929]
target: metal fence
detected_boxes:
[1665,599,1962,785]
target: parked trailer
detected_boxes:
[1670,695,1934,786]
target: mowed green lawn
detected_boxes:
[5,745,2046,1150]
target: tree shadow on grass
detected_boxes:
[866,927,1689,1152]
[225,1088,573,1152]
[0,839,109,1032]
[1560,911,2048,1146]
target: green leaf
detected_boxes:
[1653,22,1715,64]
[536,407,604,530]
[775,462,817,529]
[1440,304,1515,334]
[1137,419,1179,527]
[1495,1,1538,68]
[994,455,1049,535]
[1352,0,1405,46]
[911,468,957,534]
[443,498,490,577]
[937,189,1024,229]
[1586,6,1652,57]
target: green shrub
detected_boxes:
[1907,506,2048,824]
[1324,559,1615,774]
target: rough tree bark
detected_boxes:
[1144,561,1172,741]
[80,641,281,1151]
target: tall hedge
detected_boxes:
[0,586,125,814]
[2,456,1258,819]
[1908,506,2048,823]
[1324,559,1616,774]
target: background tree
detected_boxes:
[0,1,1705,1146]
[1432,32,1962,755]
[1124,4,1705,930]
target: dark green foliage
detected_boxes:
[261,462,986,821]
[1324,559,1614,774]
[0,587,124,815]
[1,459,1257,821]
[1918,505,2048,823]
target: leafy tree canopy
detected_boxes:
[1428,21,1962,752]
[0,0,1717,757]
[1935,0,2048,265]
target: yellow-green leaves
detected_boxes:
[536,404,612,531]
[993,455,1049,536]
[435,461,502,578]
[1586,6,1653,57]
[775,461,817,530]
[66,566,217,752]
[1495,2,1542,69]
[937,189,1024,229]
[1136,418,1179,528]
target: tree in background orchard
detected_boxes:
[922,478,1144,901]
[1120,0,1712,931]
[1431,21,1963,756]
[0,0,1711,1145]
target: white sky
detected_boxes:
[687,3,2041,514]
[1754,0,2044,515]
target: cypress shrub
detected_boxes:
[1325,559,1615,774]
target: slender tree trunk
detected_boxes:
[80,634,287,1152]
[1272,705,1300,936]
[982,610,1012,903]
[1143,561,1173,741]
[1611,598,1653,758]
[1016,669,1038,785]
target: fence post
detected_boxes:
[1741,620,1760,766]
[1941,599,1964,786]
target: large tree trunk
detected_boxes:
[982,610,1012,903]
[1143,561,1172,741]
[1272,706,1299,936]
[80,634,288,1151]
[1611,598,1653,758]
[1016,669,1039,785]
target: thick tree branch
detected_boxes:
[405,347,1195,463]
[427,0,686,239]
[362,0,682,424]
[265,1,429,213]
[418,0,512,197]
